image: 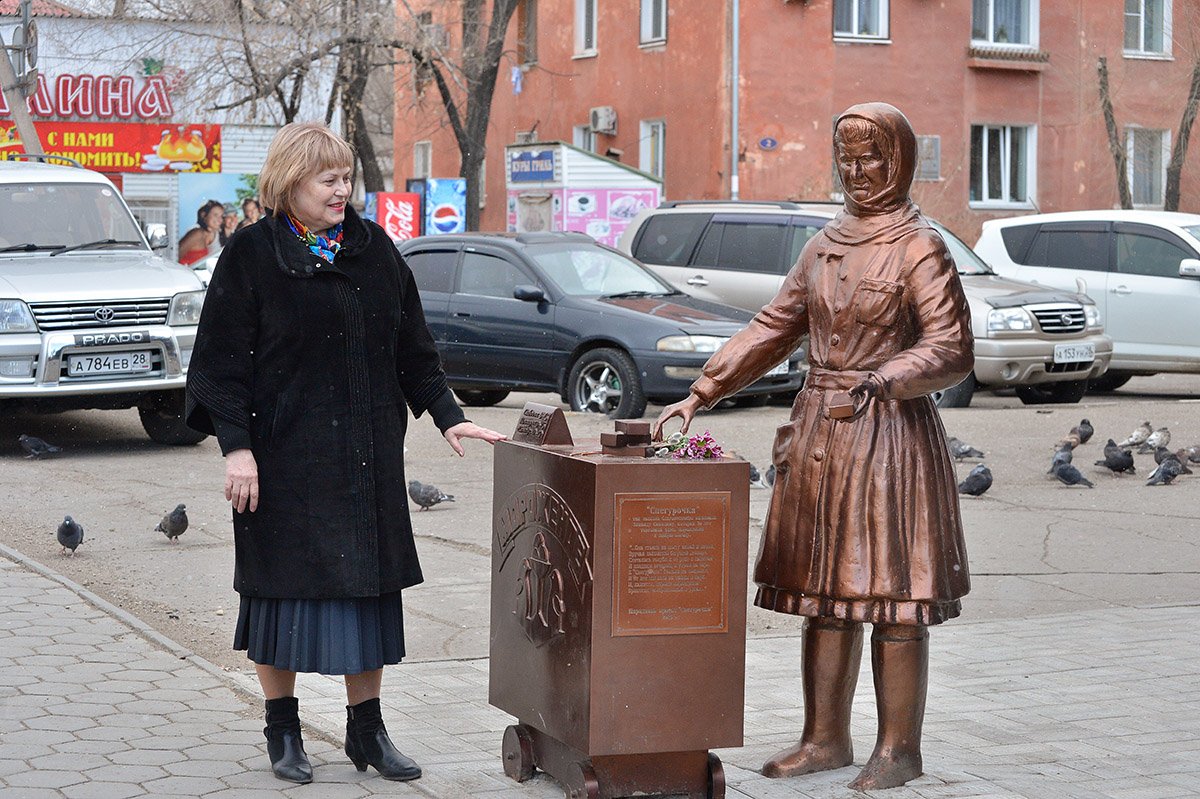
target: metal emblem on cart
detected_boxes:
[517,533,565,646]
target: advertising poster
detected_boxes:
[563,188,658,247]
[424,178,467,235]
[177,172,258,256]
[0,121,221,173]
[365,192,421,241]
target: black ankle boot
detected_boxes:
[264,696,313,784]
[344,698,421,781]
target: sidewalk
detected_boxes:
[2,546,1198,799]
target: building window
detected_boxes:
[1127,128,1168,207]
[413,141,432,179]
[575,0,597,55]
[1124,0,1170,56]
[640,0,667,44]
[969,124,1034,205]
[639,120,665,179]
[574,124,596,152]
[915,135,941,181]
[833,0,888,39]
[518,0,538,64]
[971,0,1036,46]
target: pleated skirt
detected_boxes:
[233,591,405,675]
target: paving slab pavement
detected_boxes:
[3,543,1198,799]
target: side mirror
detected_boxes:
[1180,258,1200,278]
[514,284,546,302]
[144,222,169,250]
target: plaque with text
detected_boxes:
[613,492,729,636]
[512,401,574,446]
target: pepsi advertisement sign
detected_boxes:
[424,178,467,235]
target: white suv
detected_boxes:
[975,210,1200,392]
[0,157,208,444]
[619,202,1113,406]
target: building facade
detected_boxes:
[393,0,1199,240]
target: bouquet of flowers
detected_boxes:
[654,430,725,460]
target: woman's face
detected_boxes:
[836,137,888,203]
[223,214,238,234]
[292,167,353,233]
[203,205,224,231]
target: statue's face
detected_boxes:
[836,138,887,203]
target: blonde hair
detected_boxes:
[257,122,355,217]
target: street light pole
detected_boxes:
[1,0,42,154]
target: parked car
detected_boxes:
[397,232,805,418]
[974,210,1200,391]
[618,201,1112,406]
[0,156,207,444]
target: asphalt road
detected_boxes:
[2,374,1198,677]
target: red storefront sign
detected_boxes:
[371,192,421,241]
[0,121,221,173]
[0,74,177,120]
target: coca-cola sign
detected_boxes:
[367,192,421,241]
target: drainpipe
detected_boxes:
[730,0,740,199]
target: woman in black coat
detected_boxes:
[186,122,504,784]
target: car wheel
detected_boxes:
[932,373,975,408]
[453,389,511,407]
[1015,379,1089,405]
[138,390,208,445]
[567,348,647,419]
[1086,372,1133,393]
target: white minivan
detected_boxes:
[975,210,1200,391]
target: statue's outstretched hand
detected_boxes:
[653,394,704,441]
[842,377,879,422]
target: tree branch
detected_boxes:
[1097,57,1133,210]
[1165,58,1200,211]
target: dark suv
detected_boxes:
[397,232,805,418]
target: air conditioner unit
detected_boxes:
[589,106,617,135]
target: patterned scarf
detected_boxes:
[286,213,344,263]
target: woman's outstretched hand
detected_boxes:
[443,422,507,457]
[653,394,704,441]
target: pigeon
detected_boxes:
[1138,427,1170,454]
[1146,457,1183,486]
[1094,439,1136,475]
[408,479,454,511]
[957,464,992,496]
[1118,421,1152,449]
[749,463,770,489]
[1071,418,1094,445]
[1053,462,1094,488]
[18,434,62,459]
[1173,449,1196,474]
[1057,431,1082,451]
[1048,445,1073,474]
[56,516,84,556]
[155,504,189,542]
[947,437,985,461]
[764,464,776,487]
[1183,445,1200,464]
[1153,448,1193,475]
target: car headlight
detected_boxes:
[1083,304,1102,330]
[0,299,37,333]
[986,307,1033,333]
[167,290,206,326]
[656,334,729,353]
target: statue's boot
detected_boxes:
[848,624,928,791]
[762,617,863,778]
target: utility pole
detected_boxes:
[1,0,42,154]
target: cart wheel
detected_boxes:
[707,752,726,799]
[564,762,600,799]
[501,725,535,782]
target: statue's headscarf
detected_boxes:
[824,102,925,246]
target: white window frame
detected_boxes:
[1126,127,1170,208]
[1124,0,1172,58]
[413,140,432,179]
[574,0,597,56]
[833,0,890,41]
[573,124,596,153]
[969,124,1037,209]
[639,119,666,180]
[640,0,667,45]
[971,0,1039,49]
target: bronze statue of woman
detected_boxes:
[655,102,974,790]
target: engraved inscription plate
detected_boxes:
[613,492,729,636]
[512,402,574,446]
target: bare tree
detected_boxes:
[1164,59,1200,211]
[1097,57,1133,210]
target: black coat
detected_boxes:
[186,206,463,599]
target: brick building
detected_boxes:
[393,0,1199,240]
